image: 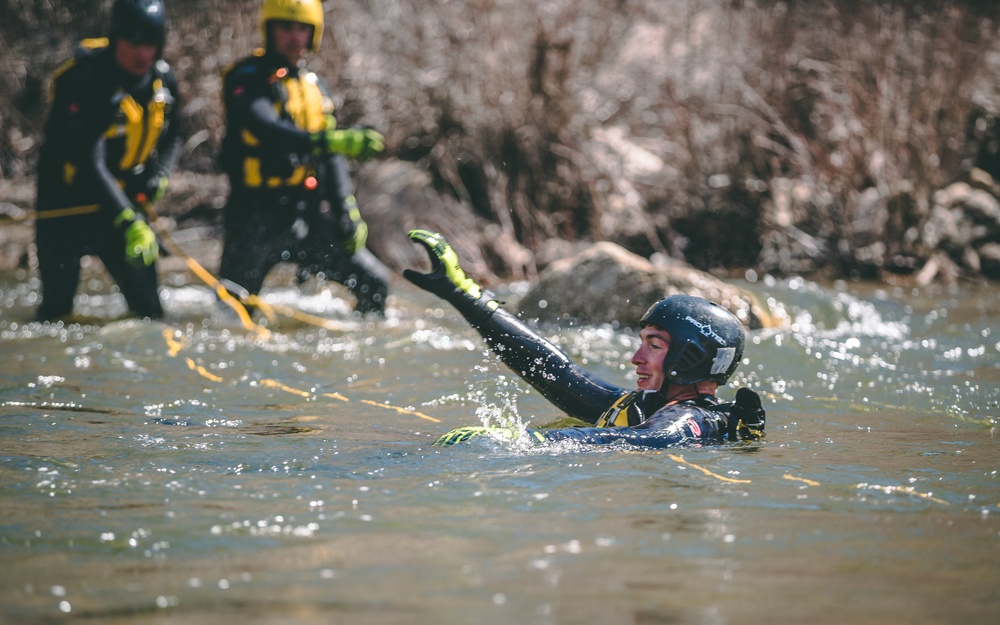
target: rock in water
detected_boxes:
[515,242,778,329]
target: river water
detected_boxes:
[0,265,998,624]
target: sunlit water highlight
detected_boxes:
[1,269,998,624]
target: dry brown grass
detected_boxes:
[2,0,998,279]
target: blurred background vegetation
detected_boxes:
[2,0,999,282]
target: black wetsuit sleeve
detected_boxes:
[463,305,627,424]
[90,139,134,218]
[530,401,727,448]
[224,63,315,154]
[316,153,363,243]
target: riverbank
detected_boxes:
[2,2,999,285]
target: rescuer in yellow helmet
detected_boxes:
[33,0,181,321]
[218,0,389,315]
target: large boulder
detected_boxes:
[515,241,779,330]
[978,242,1000,279]
[919,174,1000,282]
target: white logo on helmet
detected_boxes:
[683,315,725,344]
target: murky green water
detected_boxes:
[1,267,998,624]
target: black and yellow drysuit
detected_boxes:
[34,40,181,320]
[403,230,767,449]
[218,50,389,315]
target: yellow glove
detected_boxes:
[341,194,368,255]
[433,425,545,447]
[403,229,487,301]
[124,221,159,267]
[434,426,492,446]
[321,127,384,160]
[115,207,159,267]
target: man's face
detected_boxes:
[632,325,670,392]
[271,20,313,64]
[114,39,157,77]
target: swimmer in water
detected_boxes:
[403,229,766,448]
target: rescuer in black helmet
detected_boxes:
[110,0,167,54]
[403,230,766,448]
[33,0,181,321]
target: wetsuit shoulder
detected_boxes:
[51,49,101,96]
[222,55,284,125]
[224,55,268,90]
[43,49,118,144]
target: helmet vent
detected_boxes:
[674,343,706,373]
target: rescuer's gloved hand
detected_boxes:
[115,207,159,268]
[339,194,368,255]
[433,424,545,447]
[317,127,384,160]
[124,221,159,267]
[145,175,168,205]
[732,387,766,441]
[433,426,492,446]
[403,230,497,314]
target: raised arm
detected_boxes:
[404,229,625,423]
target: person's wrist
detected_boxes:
[311,131,326,156]
[114,207,137,229]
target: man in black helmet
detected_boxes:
[403,230,766,448]
[33,0,181,321]
[217,0,390,316]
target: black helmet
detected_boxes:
[110,0,167,50]
[640,294,745,387]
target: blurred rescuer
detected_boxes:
[218,0,389,316]
[34,0,181,320]
[403,230,766,447]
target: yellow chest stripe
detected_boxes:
[104,78,168,171]
[241,71,330,188]
[281,73,327,133]
[596,393,635,428]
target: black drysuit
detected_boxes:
[452,298,763,448]
[34,43,181,320]
[218,51,388,315]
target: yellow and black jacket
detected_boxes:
[35,40,181,223]
[216,50,388,315]
[220,50,333,192]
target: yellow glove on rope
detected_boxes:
[115,207,159,268]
